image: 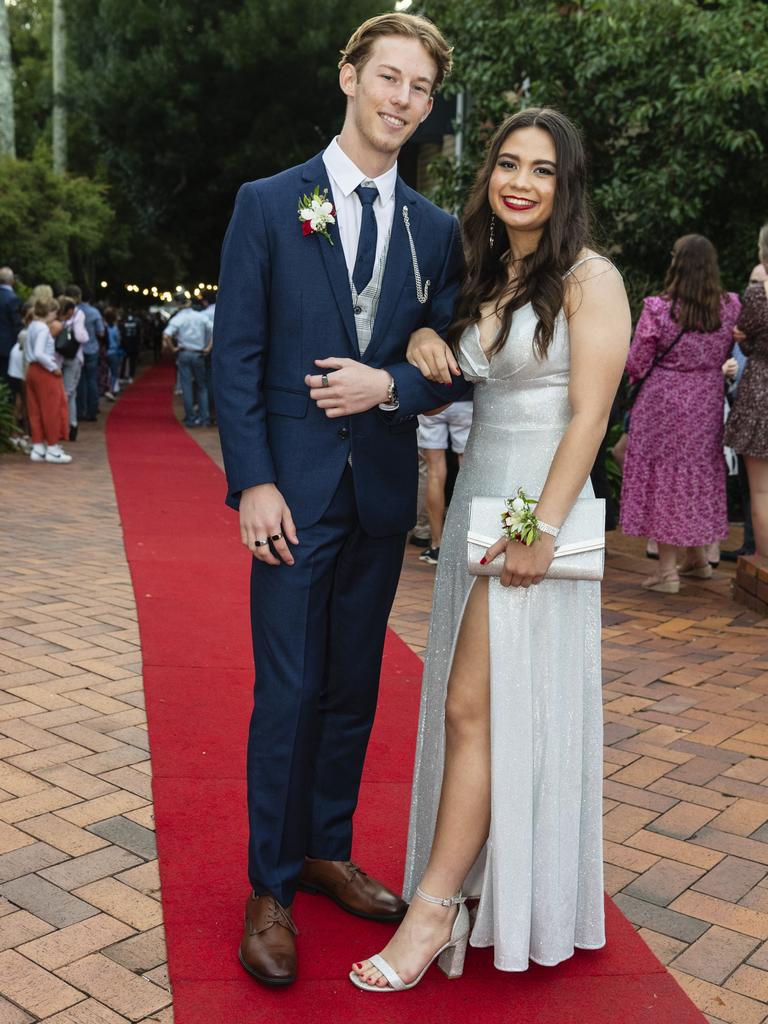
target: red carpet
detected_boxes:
[107,364,706,1023]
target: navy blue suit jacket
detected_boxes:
[0,287,23,358]
[213,151,470,537]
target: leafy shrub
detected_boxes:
[0,154,113,284]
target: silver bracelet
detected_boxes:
[537,520,560,539]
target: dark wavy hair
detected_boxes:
[663,234,724,333]
[447,107,592,360]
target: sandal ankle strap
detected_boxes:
[415,885,466,907]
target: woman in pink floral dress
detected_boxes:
[724,223,768,557]
[620,235,741,592]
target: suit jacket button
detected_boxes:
[338,426,350,440]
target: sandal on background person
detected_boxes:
[641,573,680,594]
[679,562,713,579]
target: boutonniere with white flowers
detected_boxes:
[298,186,336,245]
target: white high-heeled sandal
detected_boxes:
[348,887,470,992]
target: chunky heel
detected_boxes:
[437,931,468,979]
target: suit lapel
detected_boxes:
[301,155,358,356]
[363,178,420,363]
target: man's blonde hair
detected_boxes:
[339,13,453,94]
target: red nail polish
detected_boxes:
[480,557,487,565]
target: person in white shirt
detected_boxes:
[23,299,72,464]
[164,298,213,426]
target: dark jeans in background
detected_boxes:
[107,352,122,393]
[122,344,139,380]
[76,352,100,419]
[177,350,210,425]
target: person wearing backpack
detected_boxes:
[56,296,88,441]
[120,311,142,383]
[65,284,105,421]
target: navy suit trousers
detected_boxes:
[247,467,406,906]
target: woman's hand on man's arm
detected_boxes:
[406,327,461,385]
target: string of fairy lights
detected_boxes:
[98,281,218,303]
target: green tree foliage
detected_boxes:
[424,0,768,304]
[0,153,113,284]
[9,0,380,285]
[7,0,382,286]
[7,0,52,161]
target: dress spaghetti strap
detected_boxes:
[564,254,614,277]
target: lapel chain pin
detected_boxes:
[402,206,430,305]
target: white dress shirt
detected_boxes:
[322,138,398,285]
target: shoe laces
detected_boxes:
[265,900,298,935]
[341,861,372,889]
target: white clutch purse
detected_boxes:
[467,497,606,581]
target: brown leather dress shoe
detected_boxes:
[239,892,297,987]
[298,858,407,922]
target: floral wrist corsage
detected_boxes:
[500,488,541,546]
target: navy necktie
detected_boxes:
[352,183,379,295]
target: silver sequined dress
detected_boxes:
[403,262,607,971]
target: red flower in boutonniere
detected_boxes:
[298,186,336,245]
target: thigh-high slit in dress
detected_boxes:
[403,257,609,971]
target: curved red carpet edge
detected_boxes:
[106,363,705,1024]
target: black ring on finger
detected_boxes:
[270,533,283,542]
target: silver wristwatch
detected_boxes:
[379,375,399,411]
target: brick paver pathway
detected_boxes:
[1,391,767,1023]
[0,410,170,1024]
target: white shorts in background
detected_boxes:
[417,400,473,454]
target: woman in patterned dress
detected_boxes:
[724,224,768,556]
[619,235,740,593]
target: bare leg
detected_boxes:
[643,542,679,585]
[745,455,768,557]
[657,543,678,577]
[679,545,709,572]
[423,448,447,549]
[352,578,490,987]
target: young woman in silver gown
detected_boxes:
[351,107,631,991]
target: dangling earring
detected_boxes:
[489,213,496,251]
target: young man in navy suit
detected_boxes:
[213,12,470,986]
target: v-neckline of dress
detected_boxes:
[474,302,534,363]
